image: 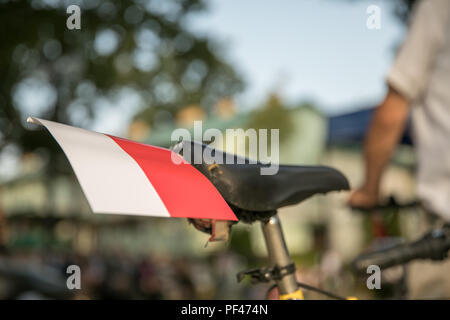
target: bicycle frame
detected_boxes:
[261,214,304,300]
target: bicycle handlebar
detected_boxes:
[350,195,420,213]
[352,226,450,273]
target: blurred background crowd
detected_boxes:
[0,0,430,299]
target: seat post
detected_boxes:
[261,214,300,297]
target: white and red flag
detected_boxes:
[27,117,237,221]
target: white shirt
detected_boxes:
[387,0,450,220]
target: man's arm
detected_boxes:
[349,0,449,208]
[348,86,410,208]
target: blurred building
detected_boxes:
[0,102,422,299]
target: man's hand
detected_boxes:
[348,187,379,209]
[348,86,410,210]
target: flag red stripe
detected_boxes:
[108,135,237,221]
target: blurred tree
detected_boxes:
[246,93,294,145]
[0,0,243,175]
[393,0,418,22]
[348,0,418,22]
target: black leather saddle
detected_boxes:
[176,141,350,220]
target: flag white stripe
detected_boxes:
[27,117,171,217]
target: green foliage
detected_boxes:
[246,94,294,144]
[0,0,244,172]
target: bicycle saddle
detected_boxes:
[176,141,350,215]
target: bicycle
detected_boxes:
[350,199,450,299]
[177,140,351,300]
[182,141,450,300]
[26,119,450,299]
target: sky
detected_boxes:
[188,0,406,114]
[80,0,407,134]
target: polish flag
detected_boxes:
[27,117,237,221]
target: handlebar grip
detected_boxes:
[350,196,420,212]
[352,229,450,273]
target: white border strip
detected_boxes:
[28,117,170,217]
